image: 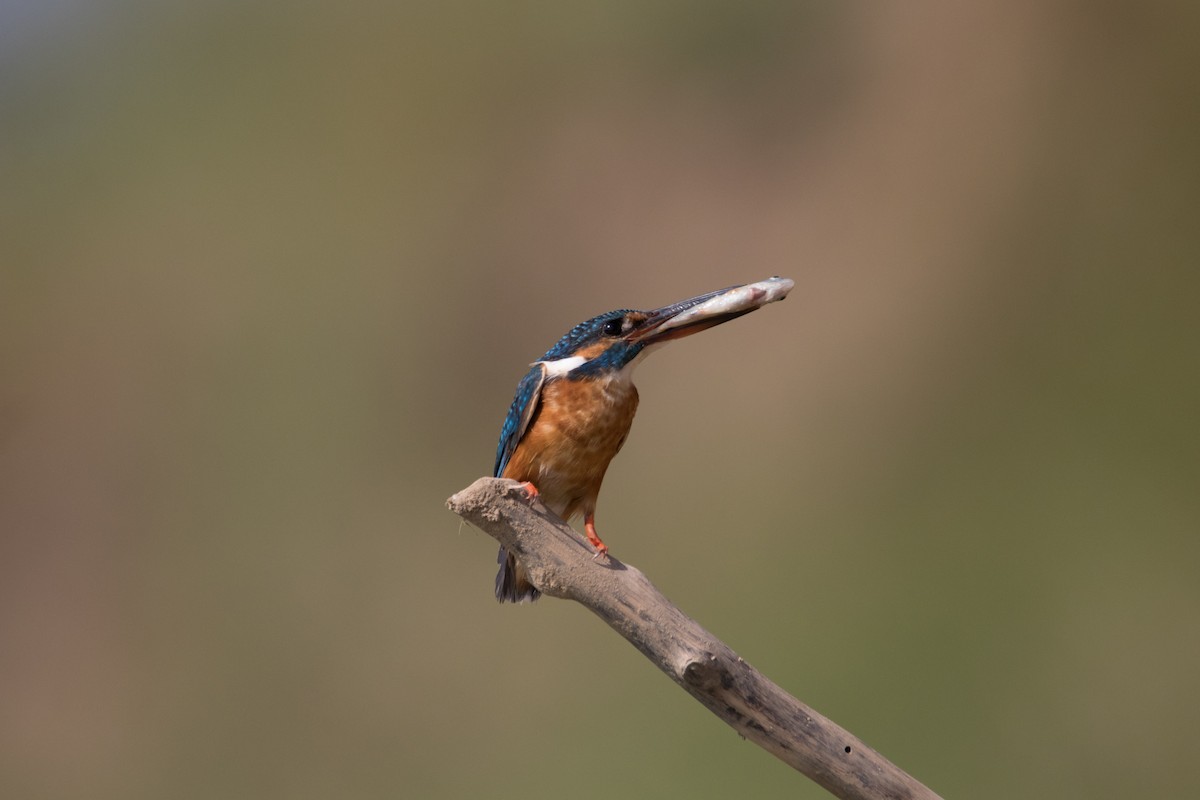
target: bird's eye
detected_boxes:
[602,319,623,336]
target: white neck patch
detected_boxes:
[537,355,586,377]
[538,342,664,382]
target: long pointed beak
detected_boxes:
[628,276,794,345]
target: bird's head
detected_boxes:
[535,277,793,379]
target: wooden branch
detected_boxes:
[447,477,942,800]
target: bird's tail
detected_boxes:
[495,546,540,603]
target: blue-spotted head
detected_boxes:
[534,277,794,379]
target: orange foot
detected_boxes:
[517,481,540,499]
[584,514,609,561]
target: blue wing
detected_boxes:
[494,364,546,478]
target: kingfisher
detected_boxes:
[492,276,794,602]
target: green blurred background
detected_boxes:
[3,2,1198,798]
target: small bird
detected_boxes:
[492,277,793,602]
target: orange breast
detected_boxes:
[501,375,639,521]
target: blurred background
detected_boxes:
[2,2,1198,798]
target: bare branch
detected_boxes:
[447,477,942,800]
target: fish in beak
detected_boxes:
[628,276,794,345]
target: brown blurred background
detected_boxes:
[2,2,1198,798]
